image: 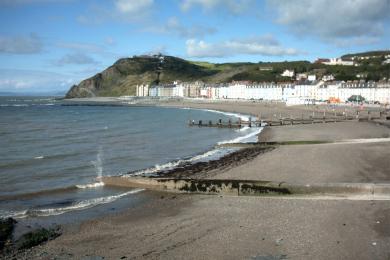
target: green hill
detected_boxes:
[66,55,216,98]
[341,50,390,59]
[65,52,390,98]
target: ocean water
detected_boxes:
[0,96,261,221]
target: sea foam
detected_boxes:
[0,189,144,219]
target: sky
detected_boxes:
[0,0,389,93]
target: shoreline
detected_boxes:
[5,97,390,259]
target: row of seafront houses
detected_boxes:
[136,80,390,105]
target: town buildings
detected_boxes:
[315,58,355,66]
[135,79,390,105]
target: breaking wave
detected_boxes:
[180,107,252,121]
[0,189,144,219]
[76,182,105,189]
[218,127,263,144]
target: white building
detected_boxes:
[137,79,390,105]
[322,58,354,66]
[322,74,335,81]
[136,84,149,97]
[281,69,295,78]
[308,75,316,81]
[296,73,308,81]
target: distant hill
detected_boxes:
[66,56,216,98]
[341,50,390,59]
[66,52,390,98]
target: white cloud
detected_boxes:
[105,37,115,46]
[0,69,80,92]
[57,42,105,53]
[56,41,118,59]
[77,0,154,25]
[180,0,254,14]
[186,36,300,58]
[144,16,216,38]
[268,0,390,43]
[54,53,99,66]
[0,33,43,54]
[114,0,154,14]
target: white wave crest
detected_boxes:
[218,127,263,144]
[34,156,44,159]
[76,182,105,189]
[179,107,253,121]
[128,147,230,177]
[188,149,221,162]
[3,189,144,219]
[0,104,29,107]
[0,209,28,219]
[130,160,185,176]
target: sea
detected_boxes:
[0,96,261,229]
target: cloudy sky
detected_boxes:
[0,0,389,93]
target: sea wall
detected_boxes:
[102,177,390,197]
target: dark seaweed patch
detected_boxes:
[240,184,291,195]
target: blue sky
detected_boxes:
[0,0,389,93]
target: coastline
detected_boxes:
[6,97,390,259]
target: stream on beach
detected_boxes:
[0,96,262,227]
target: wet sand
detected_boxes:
[11,99,390,260]
[16,193,390,260]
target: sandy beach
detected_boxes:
[9,98,390,260]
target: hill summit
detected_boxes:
[65,55,215,98]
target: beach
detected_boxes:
[7,98,390,260]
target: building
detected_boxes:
[316,58,354,66]
[281,69,295,78]
[296,73,308,81]
[136,84,149,97]
[308,75,316,82]
[322,74,335,81]
[135,79,390,105]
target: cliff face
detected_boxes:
[65,55,216,98]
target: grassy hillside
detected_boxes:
[66,52,390,98]
[341,50,390,59]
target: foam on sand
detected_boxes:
[76,182,105,189]
[0,189,144,219]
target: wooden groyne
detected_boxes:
[189,111,390,128]
[102,176,390,198]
